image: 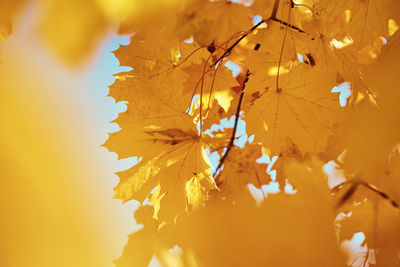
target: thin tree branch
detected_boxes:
[333,180,399,209]
[361,182,399,208]
[213,70,250,178]
[334,182,359,209]
[211,20,267,67]
[269,17,305,33]
[211,0,306,68]
[362,249,370,267]
[270,0,280,19]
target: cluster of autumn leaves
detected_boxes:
[105,0,400,266]
[4,0,400,266]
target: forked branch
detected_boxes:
[211,0,306,67]
[210,20,267,67]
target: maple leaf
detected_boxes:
[236,20,345,155]
[183,60,238,113]
[114,37,188,89]
[119,0,254,48]
[115,205,176,267]
[338,198,400,267]
[251,0,274,18]
[6,0,400,266]
[174,0,254,46]
[106,108,217,221]
[118,0,188,37]
[326,31,400,175]
[108,2,400,267]
[283,3,379,97]
[245,64,342,155]
[175,160,346,267]
[107,1,400,266]
[267,138,306,188]
[242,22,299,80]
[213,143,271,201]
[106,43,218,221]
[201,100,229,131]
[315,0,400,50]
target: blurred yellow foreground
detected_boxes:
[0,5,137,267]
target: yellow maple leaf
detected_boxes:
[214,143,271,201]
[118,0,186,37]
[243,22,299,83]
[174,0,254,46]
[201,100,230,131]
[315,0,400,50]
[245,64,342,155]
[267,138,306,188]
[183,59,238,113]
[115,205,176,267]
[175,160,346,267]
[106,108,217,221]
[338,198,400,267]
[119,0,254,47]
[327,31,400,176]
[107,46,218,221]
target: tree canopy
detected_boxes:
[2,0,400,266]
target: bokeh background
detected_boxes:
[0,4,140,266]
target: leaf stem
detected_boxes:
[276,3,291,91]
[206,62,221,115]
[175,45,206,67]
[199,53,215,135]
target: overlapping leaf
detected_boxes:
[214,143,271,201]
[107,1,400,266]
[116,205,176,267]
[245,63,342,155]
[315,0,400,49]
[106,38,219,222]
[175,160,346,267]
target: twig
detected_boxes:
[213,70,250,178]
[270,17,305,33]
[361,249,370,267]
[271,0,306,33]
[333,180,399,209]
[362,182,399,208]
[334,182,359,209]
[270,0,280,19]
[210,0,306,68]
[210,20,267,67]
